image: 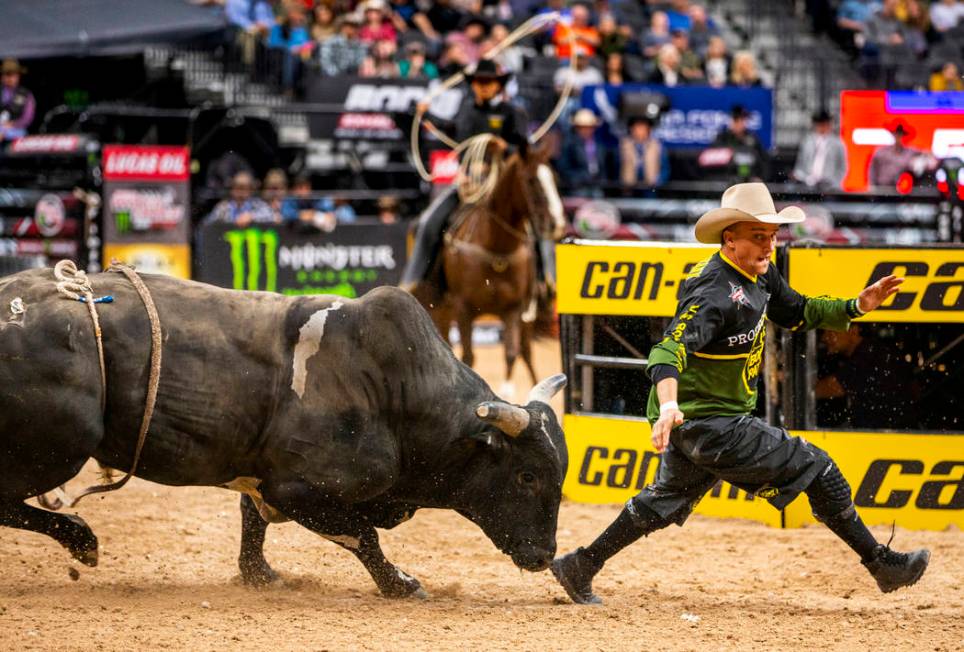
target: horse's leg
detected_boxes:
[456,304,475,369]
[500,310,523,399]
[520,320,538,386]
[430,301,454,346]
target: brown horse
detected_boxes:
[421,146,563,396]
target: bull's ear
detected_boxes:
[526,374,567,405]
[475,401,529,437]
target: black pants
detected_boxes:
[400,186,459,288]
[629,415,831,525]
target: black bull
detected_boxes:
[0,269,568,597]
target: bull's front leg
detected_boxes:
[238,494,280,586]
[261,480,426,599]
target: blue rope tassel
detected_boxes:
[76,295,114,304]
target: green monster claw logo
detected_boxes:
[116,210,132,234]
[224,228,279,292]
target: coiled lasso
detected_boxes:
[410,11,576,204]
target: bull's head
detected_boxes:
[458,374,568,572]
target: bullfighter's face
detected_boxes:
[724,222,778,277]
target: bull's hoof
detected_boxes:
[380,569,427,599]
[61,515,98,567]
[239,561,282,587]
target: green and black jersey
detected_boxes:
[645,251,863,422]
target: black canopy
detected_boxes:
[0,0,227,60]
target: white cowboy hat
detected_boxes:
[362,0,389,13]
[571,109,600,128]
[694,182,805,244]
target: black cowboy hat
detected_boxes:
[812,108,832,124]
[459,15,491,34]
[627,114,656,128]
[889,121,911,137]
[464,59,511,84]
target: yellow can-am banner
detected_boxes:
[556,241,717,317]
[562,414,783,527]
[784,430,964,530]
[103,243,191,279]
[789,247,964,323]
[562,414,964,531]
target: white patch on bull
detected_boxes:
[539,412,560,463]
[222,477,289,523]
[291,300,344,399]
[321,534,360,550]
[536,164,565,238]
[396,568,415,582]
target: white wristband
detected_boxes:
[659,401,679,414]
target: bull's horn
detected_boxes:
[476,402,530,437]
[526,374,568,405]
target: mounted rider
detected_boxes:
[400,59,546,295]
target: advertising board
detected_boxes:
[789,247,964,323]
[840,90,964,192]
[562,414,963,531]
[195,222,408,298]
[580,84,774,149]
[556,241,717,317]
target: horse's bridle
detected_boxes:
[446,158,547,274]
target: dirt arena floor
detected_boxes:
[1,338,961,651]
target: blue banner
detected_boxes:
[579,84,774,150]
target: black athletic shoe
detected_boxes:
[551,549,603,605]
[862,545,930,593]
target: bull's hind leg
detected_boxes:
[238,494,280,586]
[0,499,98,566]
[261,481,425,598]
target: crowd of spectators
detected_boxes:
[203,168,368,228]
[214,0,760,197]
[211,0,957,201]
[219,0,761,96]
[820,0,964,89]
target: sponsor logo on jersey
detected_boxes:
[728,281,749,307]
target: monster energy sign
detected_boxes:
[196,222,408,298]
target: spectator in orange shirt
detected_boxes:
[554,3,600,60]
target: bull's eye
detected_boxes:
[519,471,536,485]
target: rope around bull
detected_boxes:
[410,11,576,204]
[51,260,163,508]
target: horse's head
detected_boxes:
[497,144,566,241]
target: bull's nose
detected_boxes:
[512,546,555,572]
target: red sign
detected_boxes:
[840,91,964,192]
[430,150,459,186]
[9,135,81,154]
[102,145,190,182]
